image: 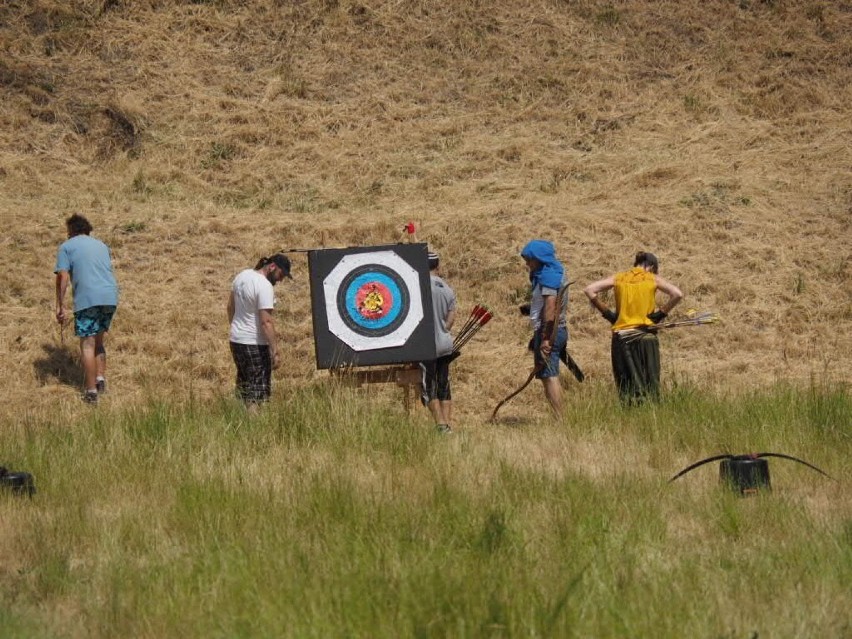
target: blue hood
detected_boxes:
[521,240,564,290]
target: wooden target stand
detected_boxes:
[330,364,422,413]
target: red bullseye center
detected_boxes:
[356,282,393,319]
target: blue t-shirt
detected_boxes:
[55,235,119,312]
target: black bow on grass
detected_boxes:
[668,452,835,483]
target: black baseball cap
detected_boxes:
[269,253,293,279]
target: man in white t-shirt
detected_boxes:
[227,253,292,405]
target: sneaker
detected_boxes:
[96,378,106,394]
[436,424,453,434]
[82,390,98,404]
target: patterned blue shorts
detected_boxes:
[533,326,569,379]
[74,305,116,338]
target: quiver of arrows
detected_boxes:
[451,304,493,357]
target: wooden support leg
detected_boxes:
[396,367,420,415]
[402,385,411,413]
[332,365,421,416]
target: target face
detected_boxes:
[323,251,424,351]
[340,266,408,335]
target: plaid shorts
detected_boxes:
[230,342,272,403]
[74,305,116,337]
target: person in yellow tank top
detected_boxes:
[583,252,683,404]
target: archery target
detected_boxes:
[323,251,424,351]
[309,243,436,369]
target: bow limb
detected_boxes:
[668,454,734,483]
[539,284,568,358]
[553,285,568,339]
[756,453,836,480]
[561,350,585,383]
[489,365,540,423]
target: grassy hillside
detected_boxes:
[1,0,850,416]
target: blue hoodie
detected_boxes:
[521,240,564,290]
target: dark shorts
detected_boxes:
[533,326,568,379]
[230,342,272,403]
[74,305,116,338]
[420,355,453,404]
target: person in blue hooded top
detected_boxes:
[520,240,569,415]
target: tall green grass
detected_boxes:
[1,383,849,638]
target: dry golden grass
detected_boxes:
[0,0,850,420]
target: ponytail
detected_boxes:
[633,251,659,274]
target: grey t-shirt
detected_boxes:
[430,274,457,357]
[529,280,569,331]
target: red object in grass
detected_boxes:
[403,221,416,235]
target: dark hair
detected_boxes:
[65,213,92,236]
[255,253,292,278]
[633,251,659,273]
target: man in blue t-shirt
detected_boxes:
[54,214,119,404]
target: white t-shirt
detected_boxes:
[229,269,275,345]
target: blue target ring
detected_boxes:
[337,265,409,337]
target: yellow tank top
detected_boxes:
[612,267,657,331]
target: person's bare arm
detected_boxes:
[654,276,683,313]
[583,276,615,314]
[444,307,456,332]
[227,291,235,324]
[259,308,280,369]
[55,271,70,324]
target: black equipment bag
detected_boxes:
[0,466,36,497]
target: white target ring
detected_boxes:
[323,251,424,351]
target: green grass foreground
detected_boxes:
[1,384,850,638]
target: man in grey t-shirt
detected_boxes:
[419,252,457,433]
